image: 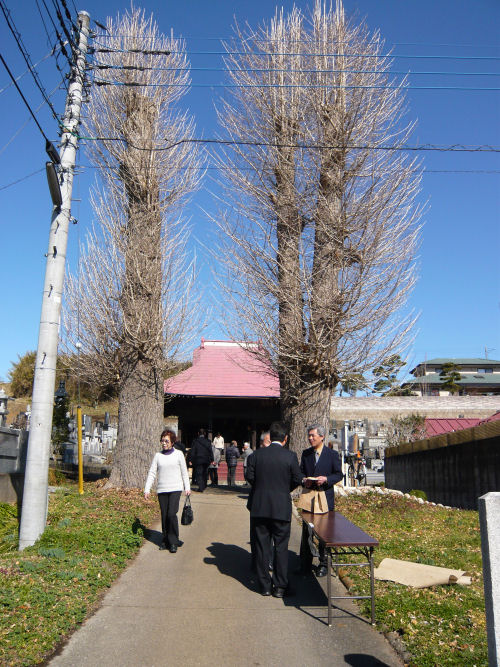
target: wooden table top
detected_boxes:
[301,510,379,548]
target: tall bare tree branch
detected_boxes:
[63,8,203,486]
[212,0,422,452]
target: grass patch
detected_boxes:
[334,492,486,666]
[0,484,158,666]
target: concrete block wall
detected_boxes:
[385,420,500,509]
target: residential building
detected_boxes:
[403,358,500,396]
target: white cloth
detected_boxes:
[144,449,190,494]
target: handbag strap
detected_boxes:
[184,496,192,508]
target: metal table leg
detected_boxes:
[327,548,332,626]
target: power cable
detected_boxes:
[91,63,500,77]
[78,135,500,154]
[91,42,500,61]
[0,44,62,95]
[0,51,54,144]
[2,163,497,193]
[95,33,500,49]
[0,0,61,121]
[92,79,500,91]
[0,167,45,192]
[0,81,62,155]
[49,0,76,52]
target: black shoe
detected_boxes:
[176,540,184,547]
[159,544,167,551]
[316,565,327,577]
[169,545,178,553]
[272,586,285,598]
[261,588,271,596]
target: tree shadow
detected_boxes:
[132,517,162,547]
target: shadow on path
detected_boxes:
[203,541,329,618]
[132,517,162,547]
[345,655,393,667]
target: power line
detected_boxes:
[0,167,45,191]
[0,51,53,143]
[91,63,500,77]
[0,44,61,95]
[2,164,497,193]
[92,42,500,61]
[78,135,500,154]
[0,0,61,121]
[95,33,500,49]
[0,81,61,156]
[93,78,500,91]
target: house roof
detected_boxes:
[164,340,280,399]
[425,418,480,437]
[405,373,500,386]
[411,358,500,374]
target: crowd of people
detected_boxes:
[144,421,342,598]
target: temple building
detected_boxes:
[164,340,280,448]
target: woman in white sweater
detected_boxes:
[144,429,191,553]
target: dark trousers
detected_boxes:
[194,463,209,491]
[227,465,236,487]
[208,467,218,485]
[250,516,273,571]
[300,521,327,569]
[158,491,182,547]
[254,517,291,591]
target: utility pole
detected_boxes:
[19,11,91,550]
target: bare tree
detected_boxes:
[213,0,422,453]
[63,8,202,487]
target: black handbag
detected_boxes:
[181,496,194,525]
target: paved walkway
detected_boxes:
[50,488,402,667]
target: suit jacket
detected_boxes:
[188,436,213,465]
[300,446,343,511]
[246,442,303,521]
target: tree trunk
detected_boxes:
[107,360,163,488]
[282,382,332,456]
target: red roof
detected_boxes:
[425,418,481,437]
[164,340,280,399]
[479,411,500,424]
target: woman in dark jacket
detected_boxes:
[225,440,240,487]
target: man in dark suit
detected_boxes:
[187,428,213,492]
[299,423,343,577]
[246,421,303,597]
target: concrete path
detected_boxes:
[50,488,402,667]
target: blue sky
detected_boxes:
[0,0,499,382]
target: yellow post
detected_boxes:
[77,406,83,494]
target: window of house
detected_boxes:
[477,368,493,373]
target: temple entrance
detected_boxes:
[164,396,280,451]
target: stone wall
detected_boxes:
[331,395,500,422]
[384,420,500,510]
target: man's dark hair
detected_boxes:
[269,421,288,443]
[198,428,207,437]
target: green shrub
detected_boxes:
[409,489,427,501]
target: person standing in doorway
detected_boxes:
[245,422,303,597]
[225,440,240,487]
[213,432,225,456]
[144,429,191,553]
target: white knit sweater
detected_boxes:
[144,449,190,494]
